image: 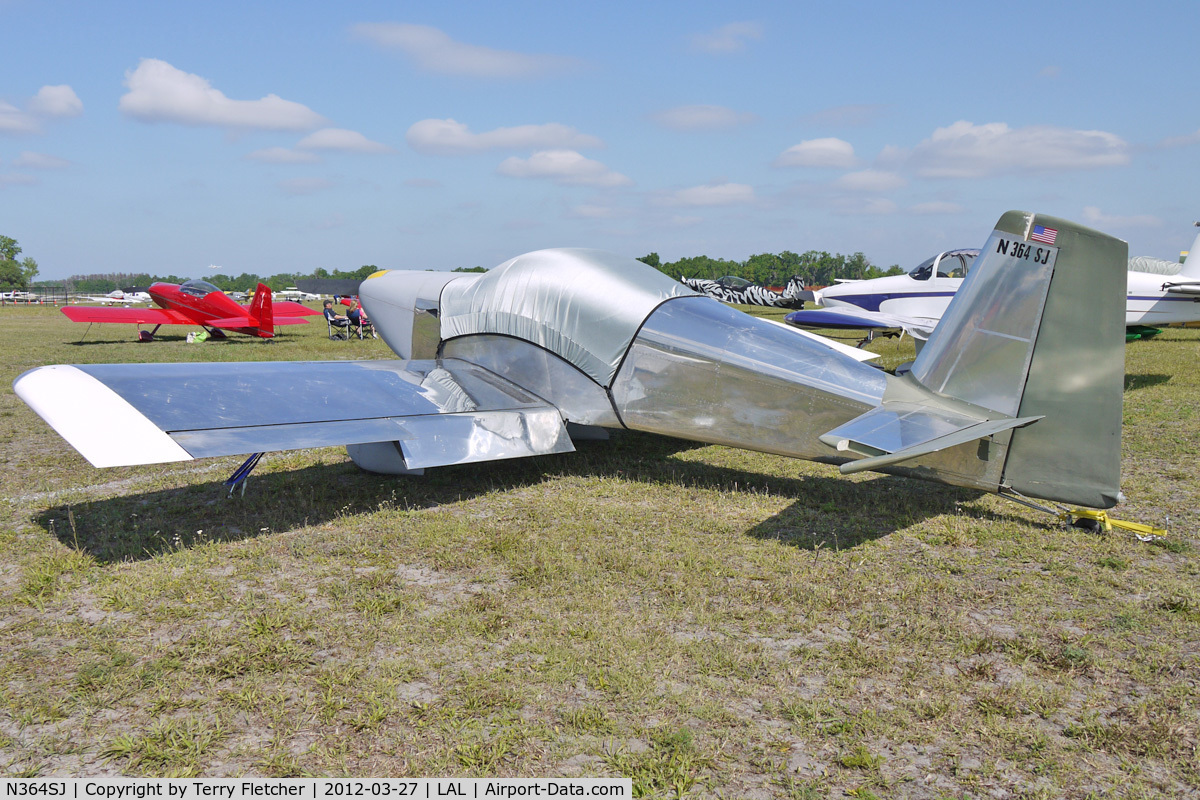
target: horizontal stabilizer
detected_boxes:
[204,315,308,328]
[819,401,1042,475]
[265,300,321,317]
[14,359,574,469]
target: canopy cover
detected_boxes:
[439,248,699,387]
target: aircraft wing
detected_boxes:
[784,308,939,340]
[13,358,574,469]
[61,306,197,325]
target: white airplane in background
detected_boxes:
[276,286,320,301]
[786,225,1200,344]
[81,289,152,305]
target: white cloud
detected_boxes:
[906,121,1130,178]
[0,85,83,134]
[0,174,37,187]
[28,85,82,118]
[119,59,326,131]
[496,150,631,187]
[1082,206,1163,229]
[12,151,70,169]
[834,169,906,192]
[651,105,756,131]
[351,22,576,78]
[774,138,858,168]
[297,128,392,153]
[0,101,39,134]
[278,177,334,195]
[689,22,763,54]
[407,118,602,155]
[668,182,756,206]
[1161,128,1200,148]
[245,146,320,164]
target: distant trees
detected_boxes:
[636,253,661,269]
[0,235,41,290]
[48,264,387,293]
[642,249,902,286]
[31,248,904,294]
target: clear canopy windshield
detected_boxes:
[179,279,221,298]
[716,275,752,288]
[908,249,980,281]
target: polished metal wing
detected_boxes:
[13,359,574,470]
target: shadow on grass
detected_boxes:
[66,334,271,346]
[1124,373,1172,391]
[744,478,985,551]
[36,431,999,563]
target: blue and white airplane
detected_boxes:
[786,226,1200,344]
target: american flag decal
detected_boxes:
[1030,225,1058,245]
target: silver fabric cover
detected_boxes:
[439,248,699,387]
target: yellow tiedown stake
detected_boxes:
[1059,507,1168,540]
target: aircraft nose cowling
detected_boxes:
[359,270,477,360]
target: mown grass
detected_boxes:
[0,302,1197,797]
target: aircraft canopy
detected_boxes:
[439,248,699,387]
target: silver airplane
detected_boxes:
[14,211,1126,511]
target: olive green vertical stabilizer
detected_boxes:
[997,212,1127,508]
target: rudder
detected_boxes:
[249,282,275,338]
[909,211,1127,508]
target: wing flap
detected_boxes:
[15,358,574,468]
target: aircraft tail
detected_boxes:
[906,211,1128,507]
[249,283,275,338]
[1177,224,1200,278]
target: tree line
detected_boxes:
[637,250,903,287]
[5,230,900,293]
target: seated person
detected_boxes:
[347,299,376,337]
[323,300,350,337]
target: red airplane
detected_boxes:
[62,280,320,340]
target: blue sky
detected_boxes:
[3,0,1198,281]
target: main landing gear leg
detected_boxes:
[137,324,162,342]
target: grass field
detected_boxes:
[0,302,1196,798]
